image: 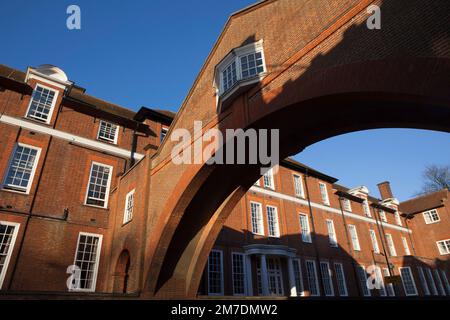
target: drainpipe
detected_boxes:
[302,169,326,296]
[337,196,362,297]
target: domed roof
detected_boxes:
[35,64,68,82]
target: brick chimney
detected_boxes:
[377,181,393,200]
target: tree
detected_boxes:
[417,165,450,195]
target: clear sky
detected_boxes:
[1,1,449,201]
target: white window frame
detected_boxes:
[250,201,264,236]
[292,174,305,198]
[394,211,402,226]
[369,229,380,254]
[266,205,280,238]
[379,210,387,222]
[437,239,450,255]
[0,221,20,290]
[319,261,335,297]
[319,183,330,205]
[2,143,41,194]
[433,269,446,296]
[425,267,438,295]
[326,219,338,247]
[422,209,440,224]
[440,270,450,295]
[216,40,267,97]
[97,120,119,144]
[417,267,430,296]
[231,252,246,296]
[385,233,397,257]
[207,249,224,296]
[343,198,352,212]
[305,259,320,296]
[292,258,305,297]
[348,224,361,251]
[357,265,371,297]
[334,263,348,297]
[70,232,103,292]
[84,162,113,209]
[399,267,418,296]
[122,189,135,224]
[401,236,411,256]
[363,199,371,217]
[299,213,312,243]
[25,83,59,124]
[160,126,169,143]
[263,168,275,190]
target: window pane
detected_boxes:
[4,145,39,192]
[26,86,56,122]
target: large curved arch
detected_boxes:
[148,59,450,298]
[143,0,450,298]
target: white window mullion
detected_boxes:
[70,232,103,292]
[250,202,264,236]
[334,263,348,297]
[348,225,360,251]
[305,260,320,296]
[299,213,312,243]
[0,222,20,290]
[207,250,224,295]
[266,205,280,237]
[326,219,337,247]
[417,267,430,296]
[399,267,418,296]
[231,252,246,295]
[319,261,334,296]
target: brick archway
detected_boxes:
[142,0,450,298]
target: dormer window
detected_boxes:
[26,84,58,123]
[97,120,119,144]
[215,40,266,107]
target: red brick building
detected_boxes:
[0,64,448,299]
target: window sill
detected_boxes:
[83,203,109,211]
[122,219,133,227]
[22,116,51,126]
[1,187,30,195]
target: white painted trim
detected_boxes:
[305,259,320,297]
[334,262,348,297]
[231,252,246,296]
[348,224,361,251]
[319,182,330,205]
[299,213,312,243]
[70,232,103,293]
[422,209,440,224]
[319,261,335,297]
[123,189,135,224]
[26,72,69,90]
[0,221,20,290]
[2,143,42,194]
[326,219,338,247]
[399,266,418,296]
[97,120,120,145]
[266,205,280,238]
[84,162,113,209]
[436,239,450,255]
[249,186,412,233]
[243,244,297,258]
[385,233,397,257]
[207,249,224,296]
[25,83,59,124]
[0,115,144,160]
[250,201,264,236]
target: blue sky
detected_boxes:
[1,1,449,201]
